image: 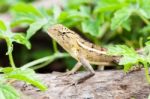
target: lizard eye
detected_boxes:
[62,32,66,34]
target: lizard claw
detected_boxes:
[55,75,79,87]
[56,70,76,78]
[58,79,78,96]
[65,70,76,75]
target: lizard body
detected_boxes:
[48,24,120,84]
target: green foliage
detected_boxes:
[0,67,47,91]
[111,8,133,30]
[9,0,150,82]
[10,0,150,45]
[107,45,141,71]
[107,44,150,82]
[0,20,31,69]
[11,3,51,39]
[0,20,31,55]
[0,0,35,13]
[26,19,47,39]
[0,20,7,31]
[12,3,42,17]
[81,18,101,37]
[1,0,150,98]
[0,83,20,99]
[0,18,47,99]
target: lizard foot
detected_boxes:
[64,70,76,75]
[62,78,78,85]
[58,79,78,96]
[55,75,79,87]
[56,70,76,78]
[60,72,94,86]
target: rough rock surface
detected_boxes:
[12,70,150,99]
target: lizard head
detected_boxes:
[48,24,69,39]
[47,24,76,43]
[47,24,79,53]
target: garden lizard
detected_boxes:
[47,24,120,84]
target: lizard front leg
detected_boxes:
[58,56,95,85]
[66,62,82,75]
[56,62,82,78]
[74,55,95,84]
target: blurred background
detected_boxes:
[0,0,149,73]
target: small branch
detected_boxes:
[8,52,16,68]
[21,52,70,69]
[6,39,16,68]
[31,60,51,70]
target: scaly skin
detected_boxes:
[47,24,120,84]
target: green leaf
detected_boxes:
[81,18,100,37]
[107,45,136,56]
[119,55,139,65]
[11,3,47,27]
[5,33,31,55]
[12,33,31,49]
[5,68,47,91]
[140,0,150,18]
[79,6,91,18]
[26,19,47,39]
[11,17,34,27]
[137,8,149,19]
[121,19,131,31]
[0,21,14,55]
[58,8,89,27]
[0,67,13,73]
[0,20,6,31]
[0,19,31,54]
[52,6,62,21]
[111,8,133,30]
[64,0,92,9]
[146,41,150,45]
[94,0,128,13]
[0,84,20,99]
[12,3,43,18]
[140,24,150,35]
[107,45,141,71]
[123,64,132,72]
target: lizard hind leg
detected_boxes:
[57,55,95,85]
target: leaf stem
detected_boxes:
[52,40,58,53]
[31,61,51,70]
[31,52,70,70]
[6,39,16,68]
[8,52,16,68]
[21,52,70,69]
